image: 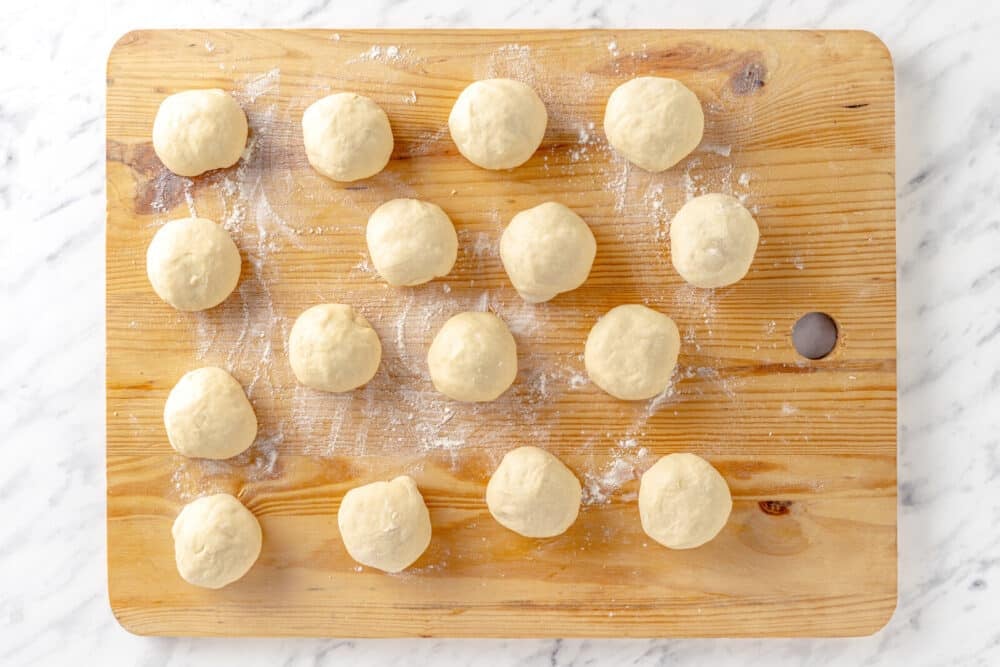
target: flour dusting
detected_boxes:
[350,44,413,65]
[146,41,757,548]
[583,440,653,505]
[700,143,732,157]
[238,68,280,104]
[150,68,294,496]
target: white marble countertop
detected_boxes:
[2,0,999,664]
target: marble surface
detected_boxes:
[2,0,998,664]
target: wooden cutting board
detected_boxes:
[106,29,896,637]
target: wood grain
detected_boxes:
[106,29,896,637]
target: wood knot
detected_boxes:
[758,500,792,515]
[730,60,767,95]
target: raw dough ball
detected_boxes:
[164,367,257,460]
[427,312,518,402]
[669,193,760,288]
[337,476,432,573]
[172,494,262,588]
[302,93,394,182]
[448,79,547,170]
[289,304,382,393]
[603,77,704,172]
[486,446,581,538]
[638,453,732,549]
[146,217,241,311]
[500,202,597,303]
[152,89,248,177]
[584,304,680,401]
[366,199,458,286]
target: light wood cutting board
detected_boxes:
[106,29,896,637]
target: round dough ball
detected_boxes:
[366,199,458,287]
[486,446,581,538]
[500,202,597,303]
[448,79,547,170]
[639,453,732,549]
[302,93,394,182]
[172,493,262,588]
[146,217,241,311]
[152,89,248,177]
[164,367,257,460]
[337,476,432,573]
[584,304,680,401]
[427,312,518,402]
[289,304,382,393]
[603,77,704,172]
[669,193,760,288]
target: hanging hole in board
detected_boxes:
[792,312,838,360]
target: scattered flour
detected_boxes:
[350,44,410,64]
[700,143,732,157]
[582,435,654,505]
[144,41,757,560]
[583,457,636,505]
[181,179,197,217]
[238,67,280,104]
[352,254,375,277]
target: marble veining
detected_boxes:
[2,0,999,664]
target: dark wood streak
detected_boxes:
[106,140,185,214]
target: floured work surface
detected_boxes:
[106,29,896,637]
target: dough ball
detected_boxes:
[366,199,458,287]
[302,93,394,182]
[669,193,760,288]
[163,367,257,460]
[603,77,704,172]
[584,304,680,400]
[289,304,382,393]
[172,494,262,588]
[152,89,248,177]
[146,217,241,311]
[500,202,597,303]
[427,312,518,402]
[638,453,732,549]
[448,79,547,170]
[337,476,432,573]
[486,446,581,538]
